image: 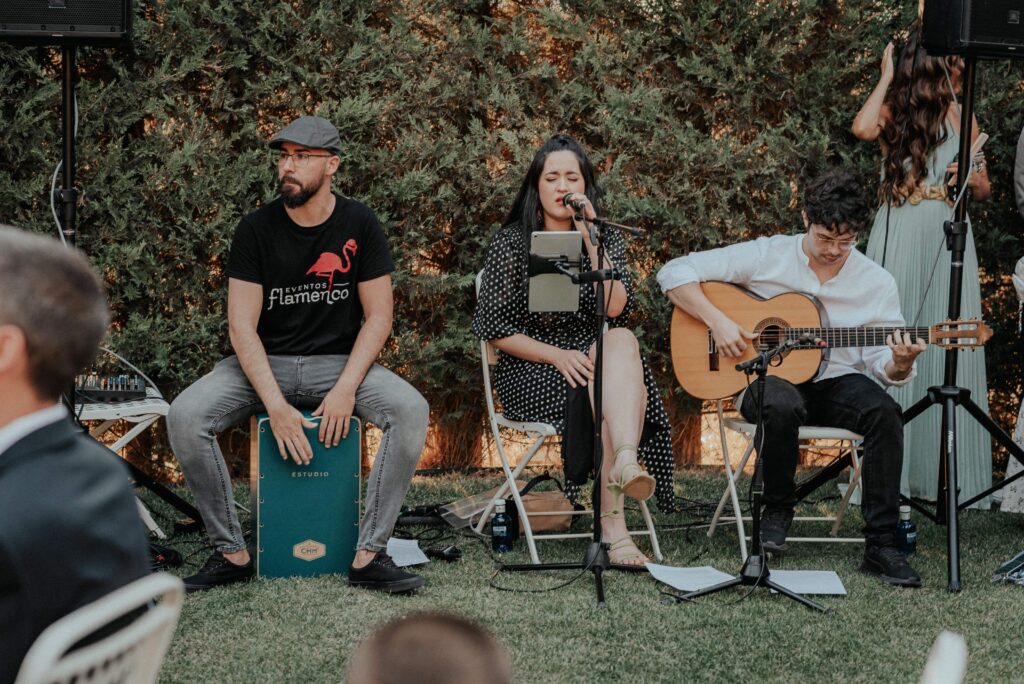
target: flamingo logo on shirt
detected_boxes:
[306,239,358,290]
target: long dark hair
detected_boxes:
[879,29,958,204]
[503,134,603,248]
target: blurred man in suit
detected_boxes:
[0,225,149,683]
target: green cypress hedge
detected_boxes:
[2,1,1021,478]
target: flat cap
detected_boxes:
[269,116,342,155]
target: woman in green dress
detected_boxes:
[852,30,992,506]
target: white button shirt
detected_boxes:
[656,233,916,387]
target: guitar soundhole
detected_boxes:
[755,322,787,352]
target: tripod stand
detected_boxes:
[498,216,648,608]
[671,343,829,612]
[48,42,203,528]
[899,56,1024,592]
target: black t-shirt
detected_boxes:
[226,194,394,355]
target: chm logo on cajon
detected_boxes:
[293,539,326,561]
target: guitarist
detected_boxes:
[658,169,927,587]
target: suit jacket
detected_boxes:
[0,418,150,683]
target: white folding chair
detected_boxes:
[708,399,864,560]
[15,573,184,684]
[472,272,662,564]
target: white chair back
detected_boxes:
[709,398,865,560]
[15,573,185,684]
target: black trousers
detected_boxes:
[740,374,904,545]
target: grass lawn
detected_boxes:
[147,468,1024,683]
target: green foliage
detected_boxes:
[2,1,1022,473]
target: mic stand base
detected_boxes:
[671,553,830,613]
[498,541,648,609]
[668,350,829,613]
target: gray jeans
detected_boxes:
[167,355,429,554]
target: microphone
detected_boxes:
[734,333,819,372]
[560,193,588,212]
[559,193,646,235]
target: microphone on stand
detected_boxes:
[734,333,821,372]
[559,193,645,235]
[560,192,588,212]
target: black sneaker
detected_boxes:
[183,550,255,592]
[348,552,425,593]
[860,544,922,587]
[759,506,793,554]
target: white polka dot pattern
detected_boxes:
[472,223,676,510]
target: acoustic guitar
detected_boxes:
[670,282,992,400]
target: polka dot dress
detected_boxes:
[473,223,676,511]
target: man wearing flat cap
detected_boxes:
[168,116,429,593]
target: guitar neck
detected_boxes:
[785,326,932,348]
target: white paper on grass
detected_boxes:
[646,563,846,596]
[645,563,735,592]
[768,570,847,595]
[386,538,429,567]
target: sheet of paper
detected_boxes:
[646,563,736,592]
[386,537,429,567]
[769,570,846,595]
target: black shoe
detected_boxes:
[860,544,922,587]
[183,550,255,592]
[348,552,425,593]
[759,506,793,554]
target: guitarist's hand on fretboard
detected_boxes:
[885,329,928,381]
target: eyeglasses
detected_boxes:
[811,230,858,251]
[272,151,333,168]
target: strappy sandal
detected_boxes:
[606,536,650,567]
[609,444,655,501]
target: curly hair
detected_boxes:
[879,29,958,204]
[803,169,871,235]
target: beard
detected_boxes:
[278,174,325,208]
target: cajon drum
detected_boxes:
[250,412,361,578]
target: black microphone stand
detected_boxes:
[497,214,645,608]
[898,56,1024,592]
[47,43,203,529]
[669,342,830,612]
[57,43,80,420]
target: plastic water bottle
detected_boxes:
[491,499,513,553]
[896,505,917,556]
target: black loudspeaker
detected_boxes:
[0,0,131,44]
[923,0,1024,58]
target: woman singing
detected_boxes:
[472,134,674,565]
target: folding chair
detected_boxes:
[707,399,864,560]
[472,272,662,564]
[15,572,184,684]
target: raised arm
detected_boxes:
[851,42,895,142]
[228,277,314,464]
